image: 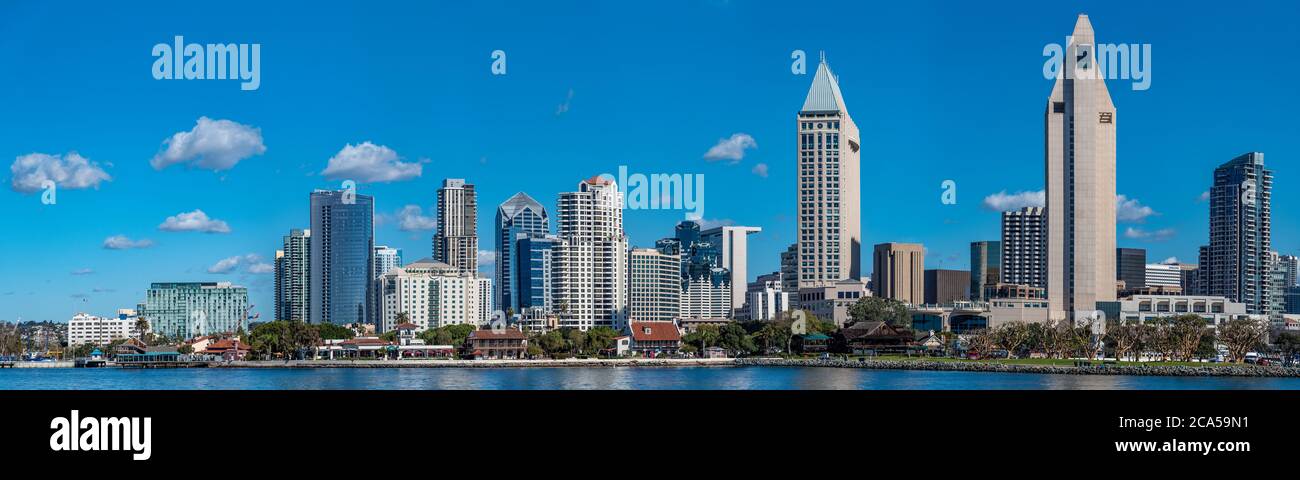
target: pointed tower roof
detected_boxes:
[800,55,847,114]
[497,191,545,221]
[1071,14,1095,42]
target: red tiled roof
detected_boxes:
[630,322,680,342]
[202,338,250,352]
[394,322,420,331]
[468,328,527,340]
[583,175,614,186]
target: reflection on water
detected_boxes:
[3,367,1300,390]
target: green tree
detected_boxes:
[584,327,619,356]
[847,297,910,328]
[1219,317,1268,363]
[716,323,757,356]
[317,322,355,341]
[682,324,721,352]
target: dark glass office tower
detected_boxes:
[1116,248,1147,290]
[310,189,375,325]
[495,192,548,313]
[970,241,1001,300]
[1198,152,1274,315]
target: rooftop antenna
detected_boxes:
[819,50,826,64]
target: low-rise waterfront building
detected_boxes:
[799,279,869,327]
[68,310,144,346]
[628,321,680,357]
[465,328,528,359]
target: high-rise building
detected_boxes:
[474,275,493,326]
[745,272,790,321]
[140,282,249,339]
[970,241,1001,301]
[1045,15,1118,321]
[780,243,800,309]
[275,228,310,322]
[310,189,374,325]
[495,192,549,313]
[515,233,560,314]
[375,258,459,333]
[681,269,732,320]
[700,225,761,314]
[924,269,970,305]
[373,245,402,279]
[1145,263,1182,288]
[1180,264,1200,295]
[1116,248,1147,290]
[671,220,736,319]
[552,176,629,330]
[796,56,862,291]
[1279,254,1299,288]
[1002,207,1047,289]
[872,243,924,304]
[433,179,479,275]
[1198,152,1274,315]
[628,248,681,323]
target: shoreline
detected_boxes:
[10,358,1300,377]
[735,358,1300,378]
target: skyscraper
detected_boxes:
[675,221,733,320]
[373,245,402,279]
[970,241,1001,301]
[433,179,478,275]
[1002,207,1047,289]
[700,225,761,314]
[552,176,629,330]
[1198,152,1274,315]
[628,248,681,323]
[310,189,374,325]
[797,56,862,292]
[495,192,549,313]
[1279,254,1299,288]
[275,228,310,322]
[1045,14,1118,322]
[515,233,560,314]
[780,243,800,309]
[872,243,924,304]
[924,269,970,305]
[1116,248,1147,291]
[140,282,249,339]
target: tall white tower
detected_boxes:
[1045,14,1118,322]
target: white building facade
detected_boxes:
[552,177,629,331]
[68,310,144,346]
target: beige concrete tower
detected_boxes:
[796,55,862,293]
[1045,14,1117,322]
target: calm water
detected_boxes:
[4,367,1300,390]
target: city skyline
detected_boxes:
[3,1,1298,323]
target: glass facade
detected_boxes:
[495,193,549,313]
[515,233,559,313]
[310,190,375,325]
[140,282,249,339]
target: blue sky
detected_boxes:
[2,0,1297,322]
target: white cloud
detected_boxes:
[10,152,111,193]
[1116,194,1157,223]
[1198,191,1211,202]
[208,254,270,274]
[478,250,496,268]
[396,205,437,231]
[697,218,735,230]
[751,163,769,178]
[556,89,574,116]
[70,268,94,276]
[103,235,154,250]
[207,256,244,274]
[982,190,1045,211]
[703,133,757,163]
[159,209,231,233]
[321,142,421,183]
[1124,227,1176,242]
[1161,256,1180,265]
[151,117,266,171]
